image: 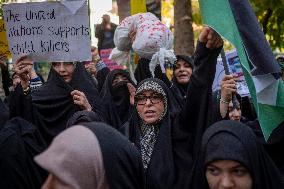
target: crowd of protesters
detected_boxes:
[0,14,284,189]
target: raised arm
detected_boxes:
[179,27,223,126]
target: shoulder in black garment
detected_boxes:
[0,117,47,189]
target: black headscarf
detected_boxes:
[190,120,284,189]
[100,69,135,129]
[134,58,152,84]
[122,78,175,189]
[266,121,284,176]
[0,117,47,189]
[0,98,9,129]
[31,62,102,144]
[66,110,102,128]
[82,122,146,189]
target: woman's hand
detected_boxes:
[127,83,136,106]
[71,90,92,111]
[13,55,35,90]
[220,74,237,102]
[199,26,223,49]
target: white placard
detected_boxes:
[212,49,250,97]
[3,0,91,62]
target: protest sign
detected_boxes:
[100,48,124,70]
[3,0,91,62]
[0,19,11,58]
[226,50,250,97]
[212,49,250,97]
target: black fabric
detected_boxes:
[0,98,9,129]
[266,121,284,176]
[175,55,194,69]
[190,120,284,189]
[0,117,47,189]
[9,84,34,122]
[31,62,102,144]
[82,122,145,189]
[66,110,103,128]
[0,63,11,96]
[96,66,110,92]
[134,58,153,84]
[100,69,135,129]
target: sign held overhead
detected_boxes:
[3,0,91,62]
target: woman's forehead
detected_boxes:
[176,59,190,66]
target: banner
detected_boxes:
[3,0,91,62]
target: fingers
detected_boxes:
[199,26,211,43]
[127,83,136,105]
[71,90,91,111]
[207,33,223,49]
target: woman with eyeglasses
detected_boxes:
[10,55,102,144]
[120,27,224,189]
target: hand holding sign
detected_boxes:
[13,54,34,89]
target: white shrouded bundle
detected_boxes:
[110,12,176,76]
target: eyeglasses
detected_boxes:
[135,94,163,105]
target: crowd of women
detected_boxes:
[0,26,284,189]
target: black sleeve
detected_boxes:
[134,58,171,86]
[9,84,34,123]
[1,64,12,96]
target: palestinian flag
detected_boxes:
[199,0,284,140]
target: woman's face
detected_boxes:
[136,90,165,124]
[52,62,75,83]
[228,101,241,122]
[174,60,193,85]
[41,174,72,189]
[206,160,252,189]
